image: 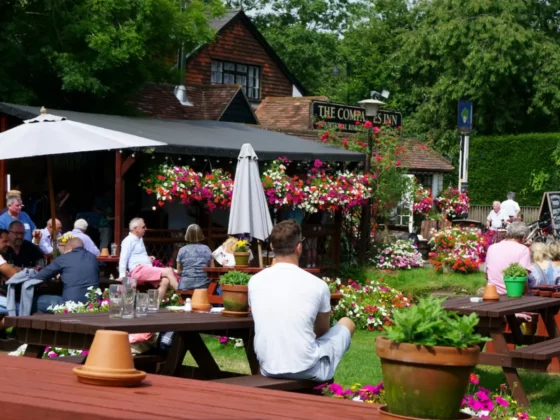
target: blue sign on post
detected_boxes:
[457,100,473,133]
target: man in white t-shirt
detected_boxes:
[501,192,521,220]
[487,201,507,230]
[248,220,355,381]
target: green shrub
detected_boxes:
[470,132,560,206]
[219,271,252,286]
[384,296,490,348]
[502,263,528,278]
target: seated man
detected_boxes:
[119,218,177,302]
[68,219,100,256]
[0,229,21,315]
[486,221,532,295]
[36,218,62,255]
[249,220,355,382]
[33,238,99,313]
[2,220,44,268]
[487,201,507,230]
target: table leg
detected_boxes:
[184,332,223,380]
[23,344,45,359]
[541,309,560,339]
[160,332,188,376]
[240,328,259,375]
[489,330,530,408]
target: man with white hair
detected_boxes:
[486,222,532,295]
[487,201,506,230]
[119,218,178,301]
[0,195,36,241]
[68,219,100,256]
[501,192,521,220]
[36,218,62,255]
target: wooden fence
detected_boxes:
[468,205,540,224]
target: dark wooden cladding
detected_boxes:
[186,18,293,101]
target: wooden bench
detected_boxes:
[510,336,560,363]
[211,374,328,393]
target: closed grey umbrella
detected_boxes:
[228,144,273,247]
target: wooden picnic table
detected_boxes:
[0,354,380,420]
[4,310,258,380]
[443,296,560,407]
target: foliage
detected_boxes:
[315,382,385,404]
[217,336,244,349]
[219,271,252,286]
[48,287,109,313]
[371,240,424,270]
[160,290,183,308]
[429,227,485,273]
[435,188,470,220]
[323,277,410,331]
[384,297,490,348]
[0,0,224,106]
[233,240,250,253]
[470,133,560,206]
[461,374,536,420]
[502,263,528,278]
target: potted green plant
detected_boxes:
[219,271,252,317]
[376,297,487,420]
[502,263,528,298]
[233,239,250,267]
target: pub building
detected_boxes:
[0,9,451,269]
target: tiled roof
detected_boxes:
[256,96,454,173]
[133,83,248,121]
[399,138,454,173]
[255,96,329,130]
[209,9,242,31]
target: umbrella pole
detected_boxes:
[257,240,263,268]
[47,156,57,257]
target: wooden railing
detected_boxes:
[468,205,540,224]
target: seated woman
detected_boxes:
[176,224,212,290]
[528,242,555,288]
[547,241,560,285]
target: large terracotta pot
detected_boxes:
[376,336,479,419]
[233,252,250,267]
[221,284,249,317]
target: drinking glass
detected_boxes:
[122,277,137,291]
[136,293,149,317]
[147,289,159,313]
[109,284,123,319]
[121,286,136,319]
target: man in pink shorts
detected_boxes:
[118,218,178,301]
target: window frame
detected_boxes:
[210,59,261,100]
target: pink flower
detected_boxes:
[495,396,508,407]
[313,159,323,168]
[373,126,381,134]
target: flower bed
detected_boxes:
[323,278,410,331]
[371,240,424,270]
[428,227,485,273]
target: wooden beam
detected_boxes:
[115,152,123,254]
[121,155,135,176]
[0,115,6,208]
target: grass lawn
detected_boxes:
[365,267,487,297]
[192,331,559,418]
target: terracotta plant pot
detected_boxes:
[233,251,250,267]
[376,336,479,420]
[191,288,212,312]
[482,284,500,301]
[221,284,249,317]
[73,330,146,387]
[100,248,110,257]
[330,293,343,307]
[378,405,475,420]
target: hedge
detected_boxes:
[469,132,560,206]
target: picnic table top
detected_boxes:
[4,310,254,335]
[97,256,119,262]
[442,295,560,317]
[0,354,380,420]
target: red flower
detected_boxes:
[396,160,401,166]
[355,121,360,125]
[373,127,381,134]
[338,123,344,129]
[364,121,373,129]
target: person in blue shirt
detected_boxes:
[0,195,36,242]
[33,237,99,313]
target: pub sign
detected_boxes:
[311,101,402,132]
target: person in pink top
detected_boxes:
[486,222,532,295]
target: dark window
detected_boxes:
[211,59,260,99]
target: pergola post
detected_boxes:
[114,151,136,254]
